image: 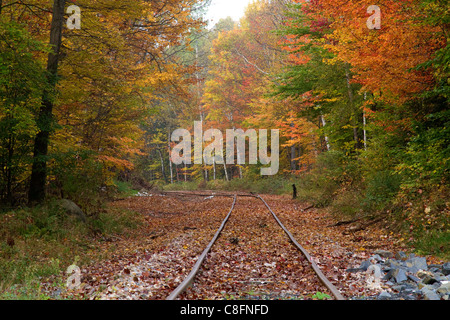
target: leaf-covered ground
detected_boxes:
[41,192,437,300]
[179,196,329,300]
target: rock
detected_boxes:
[435,274,448,282]
[383,269,395,281]
[417,270,435,279]
[389,259,406,269]
[405,266,419,274]
[408,274,421,283]
[394,269,408,283]
[392,284,406,292]
[56,199,86,223]
[374,250,394,258]
[422,275,438,285]
[370,254,383,263]
[395,251,408,261]
[437,282,450,296]
[429,266,441,273]
[406,257,428,271]
[346,267,363,273]
[359,260,372,271]
[443,263,450,276]
[421,287,441,300]
[378,291,392,299]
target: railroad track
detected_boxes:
[164,192,345,300]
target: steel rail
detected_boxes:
[257,195,345,300]
[165,192,345,300]
[166,194,237,300]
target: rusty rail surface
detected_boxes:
[166,195,237,300]
[257,195,345,300]
[165,192,345,300]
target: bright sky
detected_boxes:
[205,0,255,27]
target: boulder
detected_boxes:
[56,199,86,223]
[443,263,450,276]
[421,287,441,300]
[406,257,428,271]
[378,291,392,300]
[359,260,372,271]
[395,251,408,261]
[374,250,394,259]
[394,269,408,283]
[417,270,435,279]
[437,282,450,296]
[408,274,421,283]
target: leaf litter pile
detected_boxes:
[42,192,415,300]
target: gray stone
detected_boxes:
[370,254,383,262]
[375,250,394,258]
[395,251,408,261]
[346,267,362,273]
[56,199,86,223]
[394,269,408,283]
[392,284,406,292]
[443,263,450,276]
[406,257,428,271]
[421,288,441,300]
[359,260,372,271]
[405,266,419,274]
[437,282,450,296]
[408,274,421,283]
[417,270,434,279]
[390,259,406,269]
[435,274,448,282]
[383,269,395,281]
[378,291,392,299]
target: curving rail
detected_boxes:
[165,192,345,301]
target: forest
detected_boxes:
[0,0,448,301]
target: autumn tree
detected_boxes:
[0,20,48,205]
[0,0,208,205]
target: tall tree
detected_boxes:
[28,0,66,204]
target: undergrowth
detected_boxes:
[0,185,142,300]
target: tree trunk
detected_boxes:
[168,130,173,184]
[6,134,13,205]
[157,149,168,183]
[223,162,229,181]
[28,0,66,205]
[345,66,362,150]
[363,92,368,151]
[320,115,331,151]
[290,145,297,171]
[169,155,173,184]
